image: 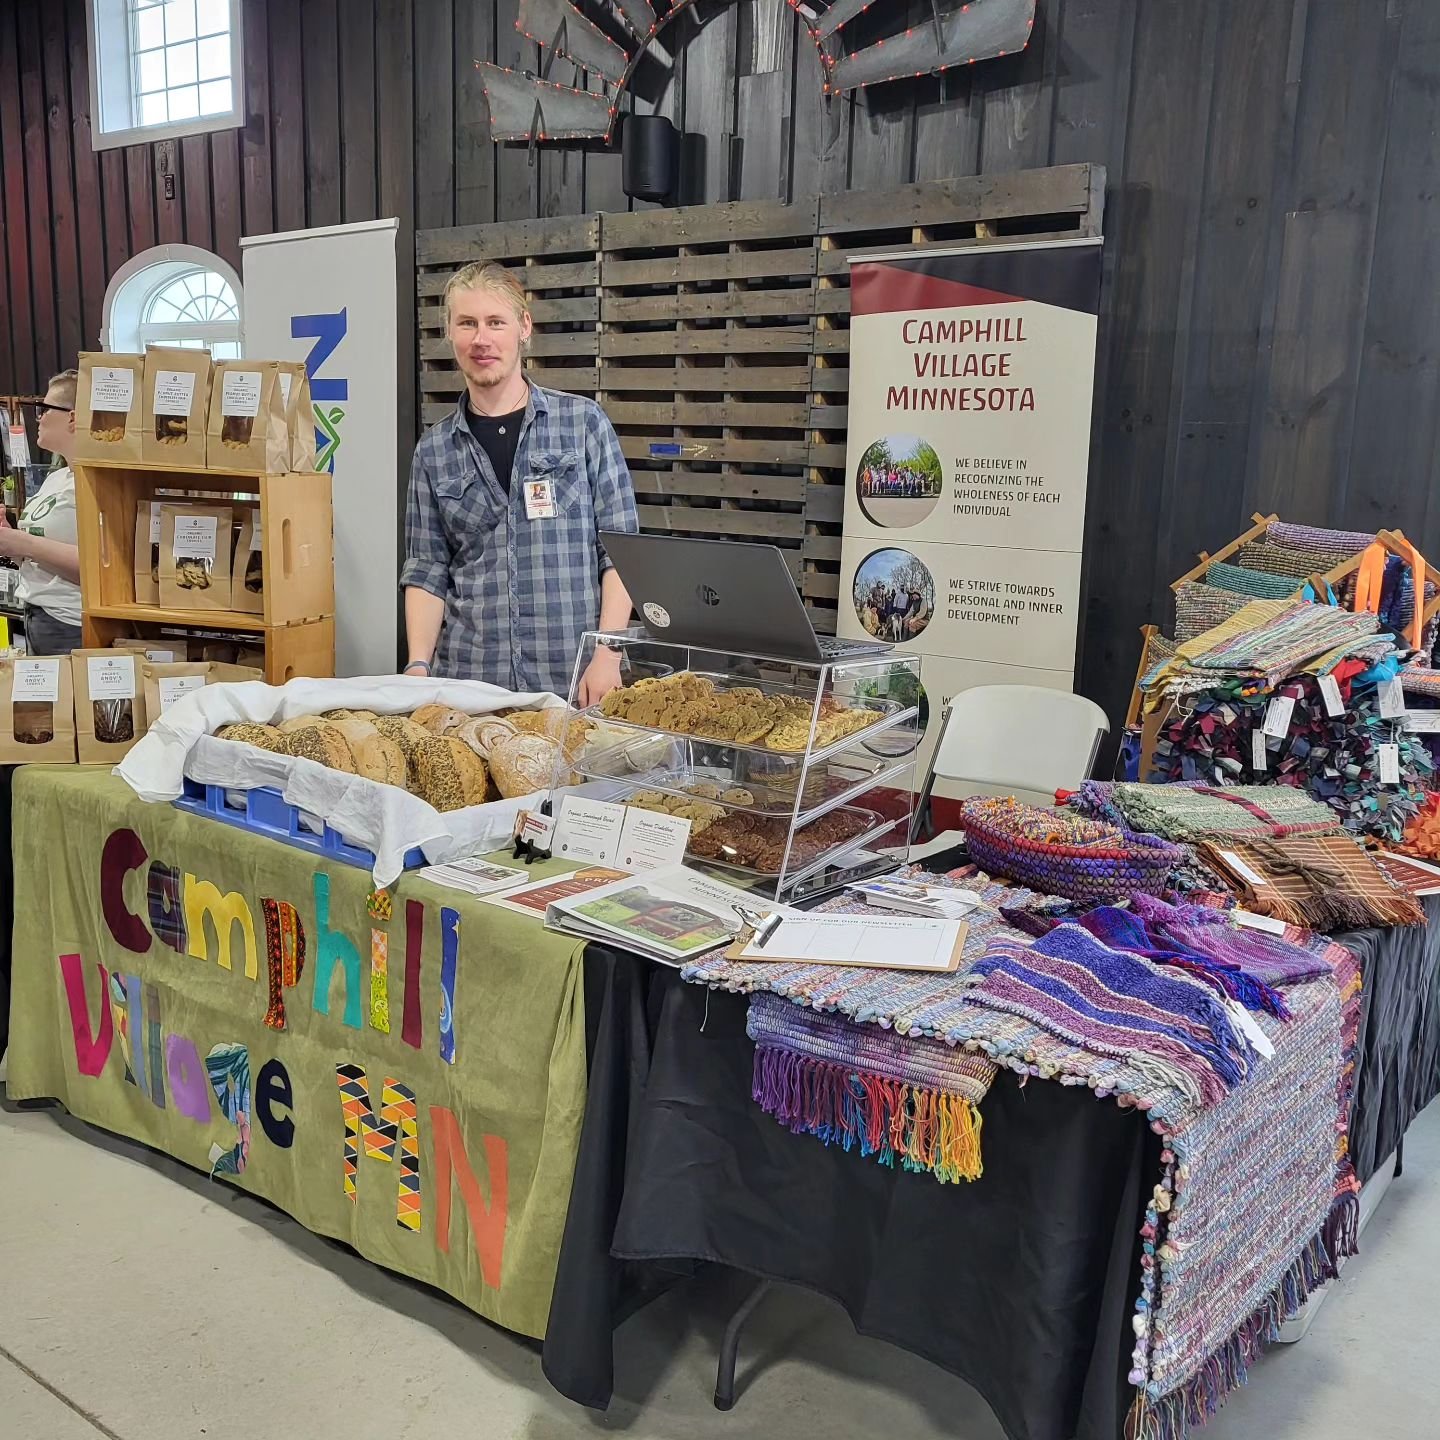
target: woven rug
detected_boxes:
[1198,835,1425,931]
[1265,521,1375,557]
[1203,560,1297,601]
[1172,583,1254,644]
[683,873,1362,1438]
[1090,782,1342,842]
[747,994,997,1183]
[1236,538,1358,580]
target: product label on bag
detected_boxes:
[221,370,263,418]
[91,368,136,411]
[173,514,218,560]
[157,674,206,711]
[149,502,163,544]
[279,372,294,408]
[87,655,137,701]
[14,658,60,703]
[153,371,197,416]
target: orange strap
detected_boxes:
[1354,538,1424,651]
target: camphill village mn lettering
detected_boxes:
[887,316,1036,413]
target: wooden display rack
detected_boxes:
[74,457,334,683]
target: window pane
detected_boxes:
[137,49,166,93]
[140,91,169,126]
[195,0,231,38]
[135,7,165,50]
[199,78,233,116]
[164,0,198,44]
[166,41,198,87]
[197,33,229,81]
[211,341,242,361]
[169,85,200,120]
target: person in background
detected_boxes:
[401,261,638,703]
[0,369,82,656]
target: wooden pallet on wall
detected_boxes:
[415,164,1105,634]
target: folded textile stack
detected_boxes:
[1200,835,1426,930]
[1069,780,1342,842]
[1143,598,1388,705]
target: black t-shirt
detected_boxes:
[465,402,525,493]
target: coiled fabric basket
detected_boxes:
[959,796,1187,903]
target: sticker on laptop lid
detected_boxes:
[642,602,671,628]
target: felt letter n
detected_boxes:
[430,1107,508,1290]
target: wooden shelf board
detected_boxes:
[75,457,311,480]
[86,603,274,631]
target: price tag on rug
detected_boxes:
[1379,742,1401,786]
[1403,709,1440,733]
[1262,694,1295,738]
[1318,674,1345,718]
[1233,909,1287,936]
[1223,998,1276,1061]
[1251,728,1268,772]
[1378,676,1406,720]
[1217,849,1269,888]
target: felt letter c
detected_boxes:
[101,828,151,954]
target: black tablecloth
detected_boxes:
[544,902,1440,1440]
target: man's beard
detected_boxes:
[469,361,510,388]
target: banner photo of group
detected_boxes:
[838,237,1104,788]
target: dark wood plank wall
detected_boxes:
[4,0,1439,733]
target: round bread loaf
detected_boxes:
[214,722,286,753]
[278,713,328,735]
[410,703,470,735]
[414,735,490,812]
[453,715,517,759]
[323,708,380,722]
[326,719,407,786]
[372,715,431,791]
[489,732,562,798]
[283,720,357,772]
[508,707,590,758]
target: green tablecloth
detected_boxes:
[5,768,587,1340]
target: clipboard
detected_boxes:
[724,916,969,973]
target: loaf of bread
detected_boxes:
[453,715,517,759]
[411,703,470,735]
[214,722,287,753]
[489,732,561,798]
[372,715,432,791]
[414,735,490,812]
[282,721,357,772]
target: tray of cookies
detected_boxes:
[590,670,911,759]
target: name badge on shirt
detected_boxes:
[524,478,556,521]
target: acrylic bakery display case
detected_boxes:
[556,629,923,900]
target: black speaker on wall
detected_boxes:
[621,114,679,203]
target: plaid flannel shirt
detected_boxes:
[401,385,638,694]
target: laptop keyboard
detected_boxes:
[817,635,891,658]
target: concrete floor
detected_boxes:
[1,1088,1436,1440]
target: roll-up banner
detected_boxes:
[838,237,1104,789]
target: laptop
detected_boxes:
[600,532,892,663]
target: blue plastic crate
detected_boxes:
[174,779,427,872]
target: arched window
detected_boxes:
[101,243,244,357]
[139,268,241,356]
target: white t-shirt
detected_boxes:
[15,465,81,626]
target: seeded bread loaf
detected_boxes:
[214,722,286,753]
[414,735,490,812]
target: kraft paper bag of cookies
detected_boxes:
[159,502,234,611]
[133,499,163,604]
[230,508,265,615]
[141,659,264,724]
[72,648,150,764]
[0,655,77,764]
[142,346,211,466]
[208,360,290,472]
[277,361,317,471]
[74,352,145,463]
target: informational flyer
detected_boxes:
[838,238,1104,779]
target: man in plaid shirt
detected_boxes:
[401,261,638,701]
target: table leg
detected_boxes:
[713,1278,773,1411]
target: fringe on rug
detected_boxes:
[1125,1191,1360,1440]
[752,1044,984,1184]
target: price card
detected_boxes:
[1218,849,1270,888]
[1234,909,1288,936]
[553,796,625,864]
[1318,673,1345,718]
[1378,676,1407,720]
[153,371,197,416]
[7,423,29,469]
[1379,742,1401,785]
[172,513,218,560]
[144,648,177,663]
[1251,728,1268,772]
[14,657,60,703]
[1403,709,1440,733]
[221,370,263,417]
[90,367,135,411]
[1263,694,1295,738]
[87,654,137,701]
[617,806,692,872]
[157,674,206,712]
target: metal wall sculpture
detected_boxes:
[478,0,1036,143]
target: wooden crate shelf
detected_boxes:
[74,459,335,684]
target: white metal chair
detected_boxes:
[911,684,1110,842]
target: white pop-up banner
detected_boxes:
[838,238,1104,779]
[241,219,400,678]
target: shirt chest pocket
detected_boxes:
[434,466,502,542]
[520,450,585,517]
